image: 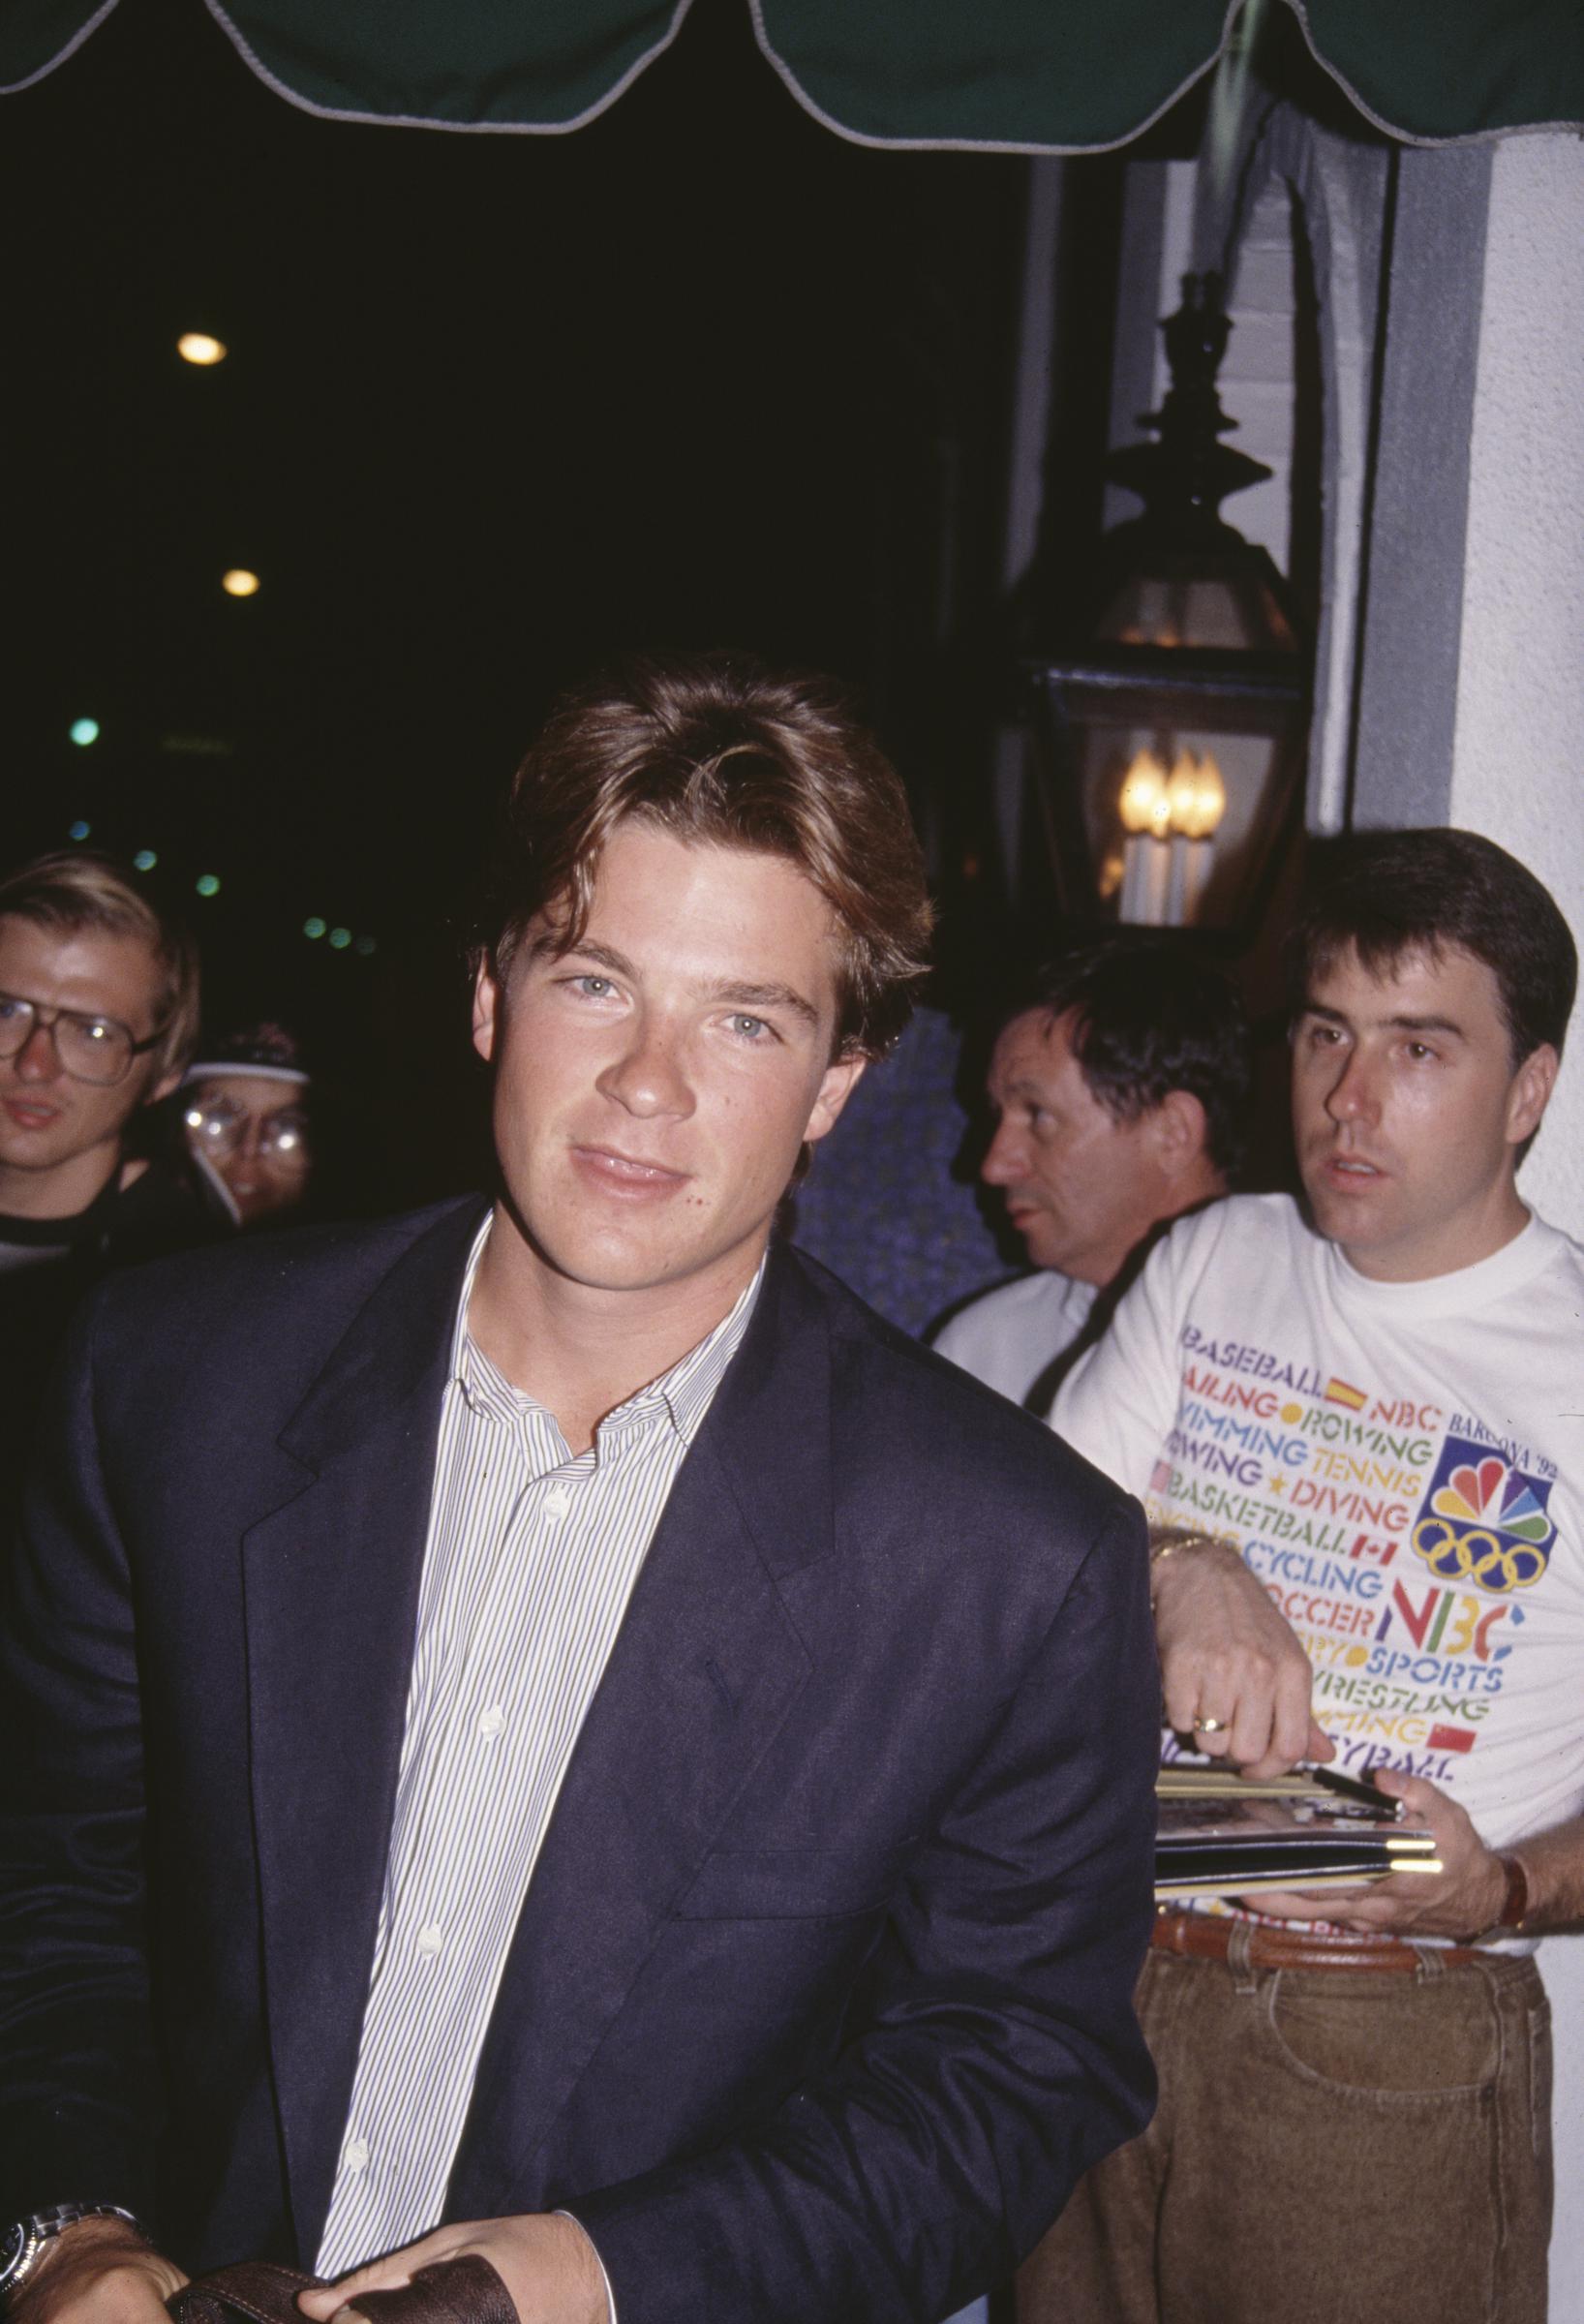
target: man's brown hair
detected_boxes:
[484,653,933,1058]
[0,851,200,1083]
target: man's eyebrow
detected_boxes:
[1387,1012,1466,1037]
[533,938,822,1029]
[1298,996,1466,1038]
[532,934,634,977]
[706,978,821,1028]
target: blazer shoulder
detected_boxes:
[72,1196,485,1371]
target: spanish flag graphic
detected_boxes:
[1324,1376,1368,1411]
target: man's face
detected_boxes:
[472,822,865,1310]
[0,914,173,1198]
[1292,940,1557,1281]
[184,1073,312,1226]
[982,1008,1170,1288]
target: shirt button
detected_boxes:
[416,1922,444,1958]
[344,2138,370,2174]
[477,1706,506,1740]
[543,1484,571,1519]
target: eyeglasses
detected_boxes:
[0,991,167,1087]
[184,1095,311,1161]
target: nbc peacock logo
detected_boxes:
[1411,1435,1557,1596]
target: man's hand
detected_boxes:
[297,2217,604,2324]
[1249,1771,1508,1937]
[1151,1536,1332,1778]
[9,2217,186,2324]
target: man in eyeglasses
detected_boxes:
[0,850,210,1508]
[181,1023,317,1229]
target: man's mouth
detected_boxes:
[572,1144,689,1193]
[1,1096,63,1131]
[1317,1151,1386,1182]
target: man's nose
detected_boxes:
[13,1020,65,1083]
[1324,1049,1378,1124]
[595,1018,696,1119]
[981,1116,1027,1186]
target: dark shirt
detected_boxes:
[0,1159,224,1528]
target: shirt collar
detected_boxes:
[446,1210,764,1446]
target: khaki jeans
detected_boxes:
[1018,1944,1552,2324]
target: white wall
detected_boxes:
[1446,139,1584,2309]
[1449,133,1584,1239]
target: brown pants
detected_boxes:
[1018,1944,1552,2324]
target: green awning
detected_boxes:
[5,0,1579,144]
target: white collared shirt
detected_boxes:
[316,1217,762,2276]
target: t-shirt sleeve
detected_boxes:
[1048,1220,1200,1495]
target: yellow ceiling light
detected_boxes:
[178,332,228,366]
[221,568,260,597]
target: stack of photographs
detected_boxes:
[1155,1762,1442,1901]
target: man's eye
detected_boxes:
[730,1014,770,1041]
[79,1021,114,1045]
[1405,1040,1435,1062]
[572,975,615,998]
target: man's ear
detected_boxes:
[805,1055,867,1148]
[1508,1043,1560,1147]
[1150,1088,1207,1177]
[472,960,501,1064]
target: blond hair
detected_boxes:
[0,852,200,1080]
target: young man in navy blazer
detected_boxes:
[0,655,1158,2324]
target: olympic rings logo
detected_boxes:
[1411,1515,1550,1594]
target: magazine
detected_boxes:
[1155,1761,1441,1900]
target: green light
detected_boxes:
[133,849,158,872]
[328,927,351,951]
[303,916,326,939]
[70,718,101,748]
[196,873,221,898]
[68,819,91,841]
[354,934,377,957]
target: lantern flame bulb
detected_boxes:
[1118,750,1170,836]
[1172,750,1227,841]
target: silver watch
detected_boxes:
[0,2205,142,2300]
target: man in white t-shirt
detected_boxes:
[1019,828,1582,2324]
[931,937,1249,1408]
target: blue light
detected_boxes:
[70,718,101,748]
[133,849,158,872]
[303,916,326,940]
[68,820,91,841]
[196,873,221,899]
[354,934,377,957]
[328,927,351,951]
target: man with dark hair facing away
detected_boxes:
[933,934,1250,1410]
[0,655,1158,2324]
[1020,827,1582,2324]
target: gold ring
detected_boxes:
[1193,1715,1227,1733]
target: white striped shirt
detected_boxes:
[315,1217,762,2276]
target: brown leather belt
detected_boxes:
[1151,1908,1493,1974]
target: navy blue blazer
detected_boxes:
[0,1199,1157,2323]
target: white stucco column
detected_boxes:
[1446,131,1584,2319]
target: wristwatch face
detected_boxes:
[0,2220,31,2289]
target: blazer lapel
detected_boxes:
[447,1250,834,2217]
[241,1199,487,2259]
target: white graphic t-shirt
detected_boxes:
[1053,1194,1584,1859]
